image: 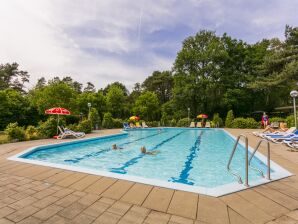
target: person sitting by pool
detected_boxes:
[140,146,159,155]
[112,144,123,150]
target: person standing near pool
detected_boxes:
[262,112,269,128]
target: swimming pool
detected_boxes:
[9,128,291,196]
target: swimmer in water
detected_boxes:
[112,144,123,150]
[140,146,159,155]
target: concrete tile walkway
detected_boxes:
[0,128,297,223]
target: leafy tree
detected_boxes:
[36,77,46,89]
[0,63,29,92]
[142,71,173,104]
[103,82,129,96]
[89,108,100,129]
[0,89,37,130]
[173,30,228,116]
[29,82,77,114]
[106,85,126,118]
[83,82,96,93]
[128,82,142,105]
[133,91,159,121]
[102,112,114,128]
[62,76,83,93]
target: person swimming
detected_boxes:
[140,146,159,155]
[112,144,123,150]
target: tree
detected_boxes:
[225,110,234,128]
[29,82,77,114]
[142,71,173,104]
[0,89,37,129]
[0,63,29,92]
[83,82,96,93]
[103,82,129,96]
[173,30,227,116]
[106,85,126,118]
[133,91,160,121]
[36,77,46,89]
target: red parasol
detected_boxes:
[45,107,71,135]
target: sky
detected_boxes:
[0,0,298,91]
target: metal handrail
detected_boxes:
[248,139,271,180]
[227,134,249,187]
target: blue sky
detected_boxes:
[0,0,297,90]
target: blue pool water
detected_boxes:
[21,128,272,188]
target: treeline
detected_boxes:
[0,25,297,130]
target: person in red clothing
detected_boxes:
[261,112,269,128]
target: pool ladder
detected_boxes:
[227,134,271,187]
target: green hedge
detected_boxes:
[112,118,123,128]
[102,112,114,129]
[77,119,92,134]
[231,117,259,129]
[4,122,26,141]
[225,110,234,128]
[146,121,160,127]
[270,117,285,123]
[177,118,190,127]
[286,113,297,127]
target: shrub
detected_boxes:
[112,118,123,128]
[146,121,159,127]
[232,117,259,129]
[225,110,234,128]
[270,117,285,123]
[89,108,100,130]
[161,112,170,126]
[170,119,177,127]
[102,112,114,129]
[286,113,297,127]
[66,123,79,132]
[77,119,92,134]
[4,122,26,141]
[37,117,60,138]
[25,125,39,140]
[177,118,190,127]
[212,113,223,127]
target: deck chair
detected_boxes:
[123,122,130,129]
[189,122,195,128]
[57,126,85,139]
[135,122,141,128]
[197,122,202,128]
[129,123,135,128]
[205,122,211,128]
[142,122,149,128]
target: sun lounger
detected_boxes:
[283,139,298,150]
[142,122,149,128]
[205,122,211,128]
[266,133,298,143]
[57,126,85,139]
[256,127,296,138]
[189,122,195,128]
[123,122,130,129]
[129,123,135,128]
[197,122,202,128]
[135,122,141,128]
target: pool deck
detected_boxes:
[0,129,297,224]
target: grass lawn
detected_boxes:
[0,132,8,144]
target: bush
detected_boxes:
[286,113,297,127]
[66,123,79,132]
[4,122,26,141]
[112,118,123,128]
[232,117,259,129]
[25,125,39,140]
[37,117,60,138]
[146,121,160,127]
[212,113,223,127]
[270,117,285,123]
[161,112,170,126]
[170,119,177,127]
[89,108,100,130]
[102,112,114,129]
[77,119,92,134]
[177,118,190,127]
[225,110,234,128]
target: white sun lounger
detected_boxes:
[57,126,85,139]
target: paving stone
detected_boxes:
[143,187,174,212]
[77,193,100,206]
[107,201,132,216]
[144,211,171,224]
[99,197,116,205]
[0,218,14,224]
[270,215,298,224]
[169,215,194,224]
[286,210,298,220]
[101,180,134,200]
[54,194,80,207]
[33,188,56,200]
[33,204,63,220]
[83,201,110,217]
[32,195,60,208]
[93,211,121,224]
[9,196,38,209]
[52,188,74,198]
[42,214,72,224]
[118,205,150,224]
[0,207,15,218]
[120,183,152,205]
[71,213,96,224]
[17,216,42,224]
[58,202,87,219]
[6,205,39,222]
[69,175,99,191]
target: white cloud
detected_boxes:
[0,0,297,91]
